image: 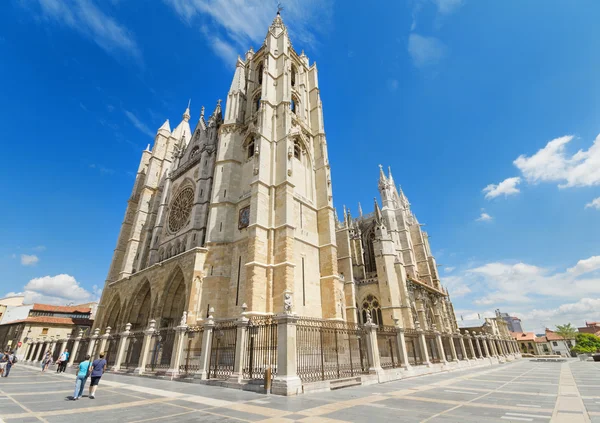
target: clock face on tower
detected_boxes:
[238,206,250,229]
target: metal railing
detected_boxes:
[121,331,144,370]
[180,326,204,376]
[208,320,237,379]
[424,333,440,363]
[146,327,176,373]
[105,334,121,368]
[453,337,464,360]
[74,339,89,363]
[243,316,277,380]
[404,332,423,365]
[296,317,368,383]
[377,325,401,369]
[442,335,453,361]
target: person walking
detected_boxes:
[0,351,7,377]
[4,351,15,377]
[88,352,107,399]
[57,349,69,373]
[72,354,91,400]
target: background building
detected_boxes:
[495,309,523,333]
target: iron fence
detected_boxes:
[180,326,204,376]
[377,325,401,369]
[296,317,369,383]
[424,332,440,363]
[453,337,464,360]
[208,320,237,379]
[442,335,453,361]
[243,316,277,380]
[404,329,423,365]
[74,339,89,363]
[52,342,63,362]
[121,331,144,370]
[146,327,176,373]
[105,334,121,368]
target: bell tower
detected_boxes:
[204,11,342,319]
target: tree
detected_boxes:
[571,333,600,354]
[555,323,577,341]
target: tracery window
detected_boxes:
[190,146,200,160]
[254,95,261,112]
[291,98,296,114]
[293,140,301,159]
[361,294,383,325]
[291,65,297,87]
[247,140,255,159]
[168,187,194,233]
[362,228,377,275]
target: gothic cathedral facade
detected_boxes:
[94,14,458,336]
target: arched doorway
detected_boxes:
[160,268,187,328]
[103,295,122,331]
[127,280,152,331]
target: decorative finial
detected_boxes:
[187,98,191,109]
[200,106,205,118]
[358,202,363,216]
[277,2,284,15]
[217,99,222,107]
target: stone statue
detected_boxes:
[180,311,187,326]
[284,291,293,313]
[365,308,373,324]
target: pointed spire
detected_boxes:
[388,166,395,185]
[158,119,171,133]
[183,101,191,122]
[374,197,382,224]
[345,205,352,224]
[145,144,151,151]
[358,202,363,217]
[208,99,222,126]
[334,207,339,224]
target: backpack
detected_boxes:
[11,355,17,364]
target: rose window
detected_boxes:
[168,187,194,232]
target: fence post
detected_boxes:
[472,333,481,358]
[458,331,469,362]
[364,320,384,380]
[135,319,156,375]
[480,334,490,359]
[448,333,459,362]
[87,328,100,357]
[393,320,411,370]
[434,326,447,364]
[112,323,131,371]
[97,327,111,360]
[167,314,189,380]
[271,312,301,396]
[229,306,250,383]
[197,310,215,380]
[68,330,83,367]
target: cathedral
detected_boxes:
[94,12,457,340]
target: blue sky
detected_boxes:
[1,0,599,333]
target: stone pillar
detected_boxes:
[68,330,83,367]
[364,321,384,378]
[434,329,447,364]
[135,319,156,375]
[166,324,188,379]
[448,334,458,362]
[458,332,469,361]
[197,311,215,380]
[229,310,250,383]
[481,334,490,358]
[87,328,100,357]
[394,320,410,370]
[112,323,131,371]
[272,313,303,395]
[97,327,111,360]
[417,327,431,366]
[49,336,57,356]
[474,334,482,358]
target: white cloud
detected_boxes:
[482,176,521,199]
[32,245,46,252]
[476,212,492,222]
[89,164,116,175]
[407,33,446,68]
[433,0,465,15]
[21,254,39,266]
[585,197,600,210]
[165,0,333,65]
[35,0,141,62]
[124,110,154,138]
[514,134,600,188]
[444,267,455,273]
[6,274,99,305]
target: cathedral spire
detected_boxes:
[172,103,192,145]
[208,99,222,126]
[374,197,383,224]
[388,166,395,185]
[183,100,191,122]
[358,202,363,217]
[158,119,171,134]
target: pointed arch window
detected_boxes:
[293,140,301,159]
[361,294,383,325]
[257,62,264,85]
[254,95,261,112]
[290,98,296,114]
[247,137,255,159]
[291,64,297,87]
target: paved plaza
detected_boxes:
[0,360,598,423]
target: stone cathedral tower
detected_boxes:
[94,12,343,331]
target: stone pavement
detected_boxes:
[0,360,598,422]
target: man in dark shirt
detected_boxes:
[88,352,107,399]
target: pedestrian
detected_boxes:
[72,354,91,400]
[41,351,52,372]
[88,352,107,399]
[57,349,69,373]
[4,351,15,377]
[0,351,7,377]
